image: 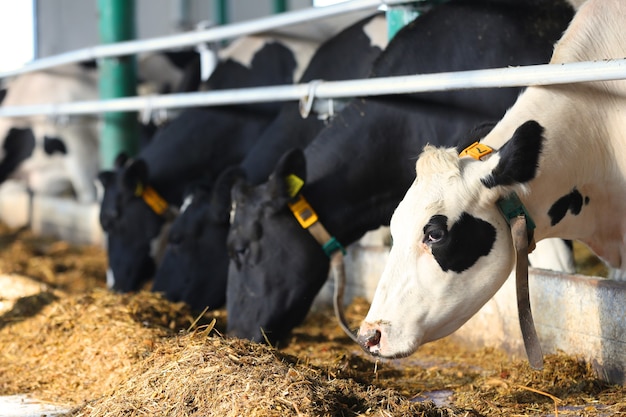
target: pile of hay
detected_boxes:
[1,223,625,416]
[72,327,463,417]
[0,287,465,416]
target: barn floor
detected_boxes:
[1,223,625,416]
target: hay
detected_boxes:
[71,329,463,417]
[0,289,196,405]
[1,222,625,416]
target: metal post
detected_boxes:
[273,0,288,14]
[215,0,229,25]
[98,0,139,169]
[386,1,446,40]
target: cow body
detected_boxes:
[152,14,388,311]
[225,0,575,344]
[0,64,100,203]
[358,0,626,359]
[99,35,318,293]
[0,52,201,204]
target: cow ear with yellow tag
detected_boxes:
[267,148,307,201]
[121,158,149,198]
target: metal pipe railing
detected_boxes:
[1,59,625,119]
[0,0,408,79]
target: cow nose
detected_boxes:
[357,322,382,354]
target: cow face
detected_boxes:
[358,121,545,358]
[152,168,243,311]
[226,150,330,344]
[98,156,166,292]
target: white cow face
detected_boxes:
[358,120,545,358]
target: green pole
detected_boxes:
[386,1,447,40]
[273,0,288,14]
[98,0,139,170]
[215,0,229,25]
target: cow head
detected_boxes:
[226,149,331,344]
[358,120,545,358]
[152,168,243,311]
[98,154,172,292]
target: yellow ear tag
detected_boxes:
[134,182,145,197]
[285,174,304,198]
[459,142,493,160]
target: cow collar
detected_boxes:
[460,141,543,370]
[284,174,359,344]
[134,182,179,220]
[284,174,346,258]
[460,141,536,246]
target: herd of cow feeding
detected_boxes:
[1,0,626,414]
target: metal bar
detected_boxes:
[2,59,626,118]
[98,0,139,169]
[0,0,409,79]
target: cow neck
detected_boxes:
[140,107,271,208]
[284,174,361,344]
[459,140,543,370]
[459,141,537,250]
[482,85,626,270]
[301,97,491,247]
[133,181,178,220]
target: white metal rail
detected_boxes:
[0,0,406,79]
[1,59,625,119]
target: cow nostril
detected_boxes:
[358,327,382,351]
[366,329,381,348]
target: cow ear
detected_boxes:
[120,158,149,196]
[481,120,545,190]
[268,148,306,200]
[210,166,245,223]
[114,152,129,168]
[456,121,497,154]
[97,171,116,189]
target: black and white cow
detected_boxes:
[151,14,388,311]
[225,0,576,344]
[358,0,626,359]
[137,50,202,95]
[0,63,100,203]
[99,35,318,293]
[0,52,200,204]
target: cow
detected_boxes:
[357,0,626,360]
[0,63,100,203]
[0,51,201,205]
[224,0,576,344]
[151,14,388,311]
[99,34,318,293]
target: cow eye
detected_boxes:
[423,215,448,245]
[425,228,446,244]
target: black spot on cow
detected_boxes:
[43,136,67,155]
[0,127,36,183]
[481,120,544,189]
[0,88,6,104]
[548,187,584,226]
[428,213,496,273]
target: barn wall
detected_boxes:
[35,0,313,58]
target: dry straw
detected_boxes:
[1,223,625,416]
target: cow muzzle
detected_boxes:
[357,321,383,356]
